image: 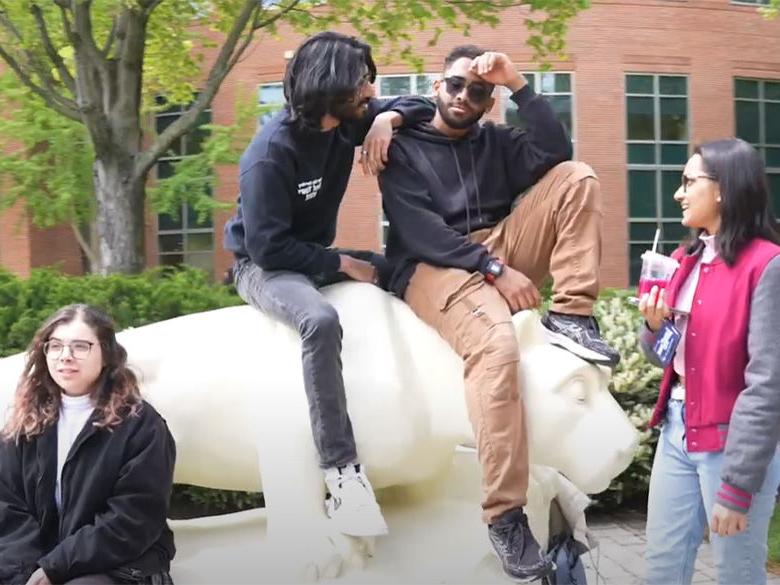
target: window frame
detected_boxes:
[625,73,691,284]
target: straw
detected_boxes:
[652,227,660,254]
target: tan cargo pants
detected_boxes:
[403,161,602,523]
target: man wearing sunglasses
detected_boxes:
[378,45,619,582]
[223,31,434,539]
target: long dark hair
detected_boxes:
[686,138,780,264]
[283,31,376,131]
[3,304,141,440]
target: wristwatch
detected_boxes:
[484,258,505,284]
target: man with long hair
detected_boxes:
[223,31,433,537]
[378,45,620,580]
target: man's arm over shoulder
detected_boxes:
[500,85,573,188]
[353,96,436,145]
[239,155,340,275]
[379,141,491,273]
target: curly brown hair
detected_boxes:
[3,304,142,441]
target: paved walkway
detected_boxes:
[583,510,780,584]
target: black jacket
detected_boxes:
[222,96,435,276]
[378,85,572,296]
[0,401,176,584]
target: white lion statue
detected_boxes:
[0,283,639,582]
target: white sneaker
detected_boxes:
[324,463,388,537]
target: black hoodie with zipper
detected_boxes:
[378,85,573,297]
[0,401,175,584]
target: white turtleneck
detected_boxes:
[56,393,95,510]
[671,234,718,399]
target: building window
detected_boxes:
[626,74,689,284]
[504,72,574,141]
[732,0,769,5]
[735,78,780,217]
[376,74,437,98]
[259,82,285,125]
[155,100,214,275]
[376,74,436,248]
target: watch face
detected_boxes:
[488,260,503,276]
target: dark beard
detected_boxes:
[329,98,369,122]
[435,95,483,130]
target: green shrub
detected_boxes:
[0,266,242,357]
[591,289,662,509]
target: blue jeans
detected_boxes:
[645,399,780,584]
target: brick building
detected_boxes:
[1,0,778,287]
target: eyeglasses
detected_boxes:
[442,76,493,106]
[44,339,95,360]
[681,173,716,193]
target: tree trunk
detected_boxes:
[93,155,145,274]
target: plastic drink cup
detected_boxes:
[638,251,679,296]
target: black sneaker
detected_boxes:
[488,508,554,583]
[541,311,621,367]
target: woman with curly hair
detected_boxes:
[0,304,176,585]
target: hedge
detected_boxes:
[0,268,661,513]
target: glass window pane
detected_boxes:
[663,221,689,242]
[549,95,572,136]
[765,102,780,143]
[416,75,437,96]
[186,204,213,228]
[661,170,682,218]
[629,243,646,285]
[659,76,686,96]
[159,234,183,253]
[736,100,760,143]
[555,74,571,93]
[184,252,214,275]
[766,147,780,168]
[158,213,182,231]
[765,81,780,101]
[626,75,654,95]
[768,173,780,215]
[156,160,176,180]
[627,97,655,140]
[735,79,759,99]
[540,73,556,94]
[660,98,688,141]
[155,115,182,156]
[628,143,655,164]
[629,222,658,241]
[379,76,411,97]
[629,170,657,217]
[159,254,184,267]
[259,83,284,105]
[185,110,211,155]
[522,74,536,93]
[661,143,688,165]
[187,232,213,252]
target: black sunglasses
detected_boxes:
[442,76,493,106]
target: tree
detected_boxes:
[0,0,589,274]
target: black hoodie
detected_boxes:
[0,401,176,584]
[223,96,435,276]
[378,85,572,297]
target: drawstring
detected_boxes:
[468,144,484,223]
[450,143,471,236]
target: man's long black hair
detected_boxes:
[283,31,377,131]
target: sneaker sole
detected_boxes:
[543,329,618,366]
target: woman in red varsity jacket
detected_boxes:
[638,138,780,585]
